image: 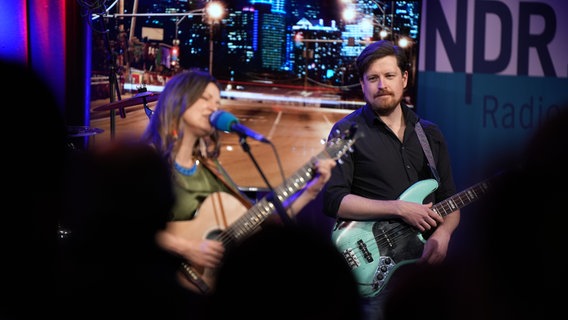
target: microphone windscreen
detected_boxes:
[209,110,238,132]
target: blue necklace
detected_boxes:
[174,160,198,176]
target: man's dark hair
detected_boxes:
[356,40,409,78]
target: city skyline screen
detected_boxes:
[92,0,422,101]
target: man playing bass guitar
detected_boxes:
[322,40,461,320]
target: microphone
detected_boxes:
[209,110,270,143]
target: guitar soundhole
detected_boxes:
[207,229,223,240]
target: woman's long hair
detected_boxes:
[140,69,222,165]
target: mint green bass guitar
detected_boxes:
[332,178,492,297]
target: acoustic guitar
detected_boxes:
[168,125,360,294]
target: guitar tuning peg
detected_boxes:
[337,158,344,165]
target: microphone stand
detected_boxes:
[238,136,293,225]
[238,136,273,190]
[98,13,125,140]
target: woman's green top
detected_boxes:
[170,161,232,221]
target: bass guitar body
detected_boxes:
[332,179,438,298]
[333,177,492,297]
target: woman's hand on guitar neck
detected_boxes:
[287,158,337,218]
[305,158,336,199]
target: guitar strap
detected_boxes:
[200,157,253,209]
[415,121,441,183]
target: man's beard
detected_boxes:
[368,94,401,116]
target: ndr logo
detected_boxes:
[419,0,567,78]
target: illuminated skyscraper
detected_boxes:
[250,0,286,13]
[252,2,286,70]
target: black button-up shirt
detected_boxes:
[323,103,457,218]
